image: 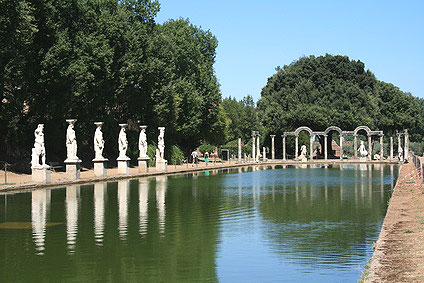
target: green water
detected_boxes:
[0,164,398,282]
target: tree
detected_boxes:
[257,54,423,155]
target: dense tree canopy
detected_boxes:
[0,0,223,167]
[1,1,423,170]
[257,54,424,142]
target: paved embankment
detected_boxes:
[0,159,399,193]
[364,162,424,282]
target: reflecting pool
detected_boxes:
[0,164,398,282]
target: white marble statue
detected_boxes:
[398,146,404,162]
[139,126,148,158]
[118,124,129,159]
[358,141,368,158]
[299,145,307,162]
[31,124,47,168]
[156,127,165,161]
[66,119,79,161]
[94,122,105,160]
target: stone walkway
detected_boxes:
[364,162,424,282]
[0,159,399,193]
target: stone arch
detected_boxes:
[324,126,342,136]
[353,126,371,136]
[294,126,314,136]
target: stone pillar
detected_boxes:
[324,135,328,161]
[32,168,51,183]
[390,137,393,161]
[398,134,402,157]
[309,136,313,162]
[295,135,299,160]
[93,159,108,177]
[251,132,256,162]
[339,135,343,160]
[380,135,384,160]
[263,147,266,162]
[404,129,409,160]
[353,135,358,159]
[282,135,286,161]
[368,135,372,161]
[256,135,260,162]
[270,135,275,160]
[238,138,242,163]
[65,162,81,180]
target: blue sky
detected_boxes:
[156,0,424,101]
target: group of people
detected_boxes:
[190,150,216,166]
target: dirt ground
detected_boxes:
[364,162,424,282]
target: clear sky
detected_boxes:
[156,0,424,101]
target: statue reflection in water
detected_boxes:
[31,189,51,255]
[66,185,80,252]
[139,179,149,236]
[156,176,167,235]
[94,183,107,245]
[118,180,130,241]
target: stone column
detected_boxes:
[398,134,402,160]
[405,129,409,160]
[270,135,275,160]
[339,135,343,160]
[324,135,328,161]
[282,135,286,161]
[295,135,299,160]
[263,147,266,162]
[309,136,313,162]
[390,137,393,161]
[380,135,384,160]
[368,135,372,161]
[353,135,358,159]
[256,135,260,162]
[251,132,256,162]
[238,138,242,163]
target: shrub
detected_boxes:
[169,145,185,165]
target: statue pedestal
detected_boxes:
[359,157,367,162]
[93,158,108,177]
[117,157,130,175]
[156,159,168,172]
[31,167,51,183]
[137,157,150,173]
[64,159,81,180]
[299,156,307,162]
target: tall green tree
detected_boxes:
[258,54,423,155]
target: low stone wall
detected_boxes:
[363,162,424,282]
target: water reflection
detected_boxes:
[139,179,149,236]
[155,176,167,235]
[66,185,80,252]
[94,182,107,245]
[118,180,130,241]
[31,189,51,255]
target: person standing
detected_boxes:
[191,150,198,166]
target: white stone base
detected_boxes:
[117,158,130,175]
[359,157,367,162]
[156,160,168,172]
[64,159,81,180]
[32,168,51,183]
[93,158,108,177]
[138,157,150,173]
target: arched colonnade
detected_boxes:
[280,126,403,161]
